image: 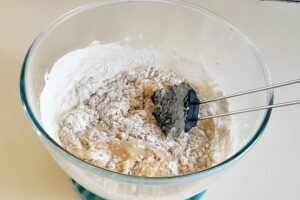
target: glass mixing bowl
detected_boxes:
[20,0,273,199]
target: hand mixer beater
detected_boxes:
[152,79,300,137]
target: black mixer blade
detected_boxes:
[152,82,200,137]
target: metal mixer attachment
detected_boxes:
[152,79,300,137]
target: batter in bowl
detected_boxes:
[40,41,231,177]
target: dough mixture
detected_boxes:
[40,41,231,177]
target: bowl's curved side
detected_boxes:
[19,0,273,192]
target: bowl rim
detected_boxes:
[19,0,273,185]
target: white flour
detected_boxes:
[40,41,231,176]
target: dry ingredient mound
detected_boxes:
[59,65,229,177]
[40,41,231,177]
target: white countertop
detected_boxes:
[0,0,299,199]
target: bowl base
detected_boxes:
[70,179,206,200]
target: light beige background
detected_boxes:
[0,0,299,199]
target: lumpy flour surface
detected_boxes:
[40,41,231,177]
